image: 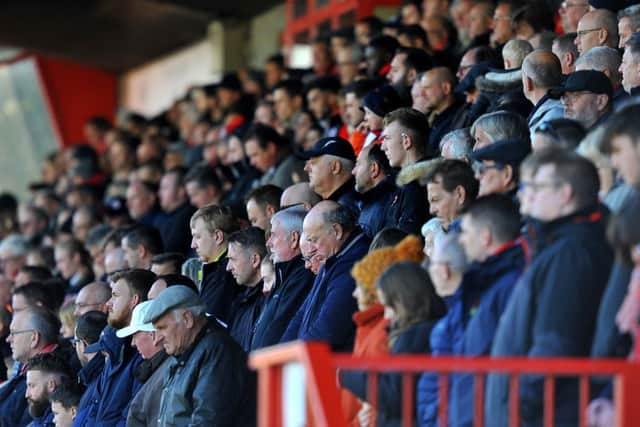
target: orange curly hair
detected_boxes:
[351,235,424,305]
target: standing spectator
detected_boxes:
[245,185,282,231]
[143,286,256,426]
[226,227,267,351]
[116,301,170,427]
[253,206,314,349]
[487,149,614,426]
[381,108,433,234]
[281,201,370,351]
[157,167,196,254]
[189,205,239,322]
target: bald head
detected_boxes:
[576,10,619,54]
[280,182,322,210]
[302,201,357,261]
[74,282,111,317]
[428,67,456,86]
[522,50,563,94]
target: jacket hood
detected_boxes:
[476,69,523,94]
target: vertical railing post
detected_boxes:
[614,362,640,427]
[257,365,283,427]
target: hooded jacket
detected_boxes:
[156,321,256,427]
[486,206,613,427]
[527,94,564,142]
[281,229,370,351]
[74,354,106,427]
[251,255,315,350]
[81,326,143,427]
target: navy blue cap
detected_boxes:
[471,139,532,167]
[549,70,613,98]
[298,137,356,162]
[361,85,402,118]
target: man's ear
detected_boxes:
[47,377,57,393]
[289,230,300,249]
[401,132,413,151]
[183,309,195,328]
[565,52,575,68]
[332,223,345,240]
[441,81,452,96]
[331,159,342,175]
[250,253,261,270]
[598,28,608,45]
[596,94,610,112]
[214,229,225,245]
[523,75,534,93]
[369,160,381,180]
[502,165,514,186]
[454,185,467,207]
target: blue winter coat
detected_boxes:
[280,230,370,351]
[486,206,613,427]
[251,255,314,350]
[73,353,106,427]
[199,254,239,324]
[0,370,30,427]
[449,242,526,427]
[81,326,143,427]
[386,180,431,236]
[30,408,55,427]
[229,282,264,352]
[358,177,396,238]
[340,317,444,427]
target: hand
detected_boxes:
[587,398,615,427]
[356,121,369,134]
[358,403,372,427]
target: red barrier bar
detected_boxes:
[438,374,449,427]
[402,373,414,427]
[578,375,589,427]
[509,374,520,427]
[543,375,555,427]
[474,373,485,427]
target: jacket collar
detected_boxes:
[79,353,105,385]
[135,349,169,382]
[360,176,395,203]
[352,303,387,327]
[328,177,358,203]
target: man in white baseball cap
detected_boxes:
[116,300,170,427]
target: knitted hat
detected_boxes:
[351,235,425,296]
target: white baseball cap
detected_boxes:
[116,300,155,338]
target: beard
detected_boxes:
[28,396,49,418]
[108,309,130,329]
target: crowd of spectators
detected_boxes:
[1,0,640,425]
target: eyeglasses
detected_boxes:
[472,161,505,175]
[8,329,34,337]
[560,91,593,103]
[75,302,102,310]
[576,28,602,38]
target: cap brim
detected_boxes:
[296,149,321,160]
[115,323,155,338]
[84,342,102,354]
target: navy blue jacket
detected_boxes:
[386,180,431,236]
[341,317,444,427]
[81,326,143,427]
[328,177,361,216]
[30,408,54,427]
[0,370,30,427]
[251,255,314,350]
[229,282,265,352]
[486,206,613,427]
[200,254,239,325]
[427,98,464,154]
[281,230,370,351]
[449,241,526,427]
[358,177,396,238]
[158,202,196,255]
[74,353,106,427]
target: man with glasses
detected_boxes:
[470,139,531,199]
[559,0,590,33]
[1,307,67,426]
[73,282,110,318]
[551,69,613,130]
[575,9,619,55]
[487,148,614,427]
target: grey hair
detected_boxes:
[577,126,611,169]
[0,234,28,257]
[432,233,468,272]
[575,46,621,84]
[271,205,307,235]
[471,111,530,143]
[27,307,61,345]
[618,4,640,30]
[502,39,533,68]
[322,204,356,233]
[440,128,473,159]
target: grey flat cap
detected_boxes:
[143,285,202,324]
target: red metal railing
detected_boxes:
[249,342,640,427]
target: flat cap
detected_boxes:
[143,285,202,324]
[470,139,531,167]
